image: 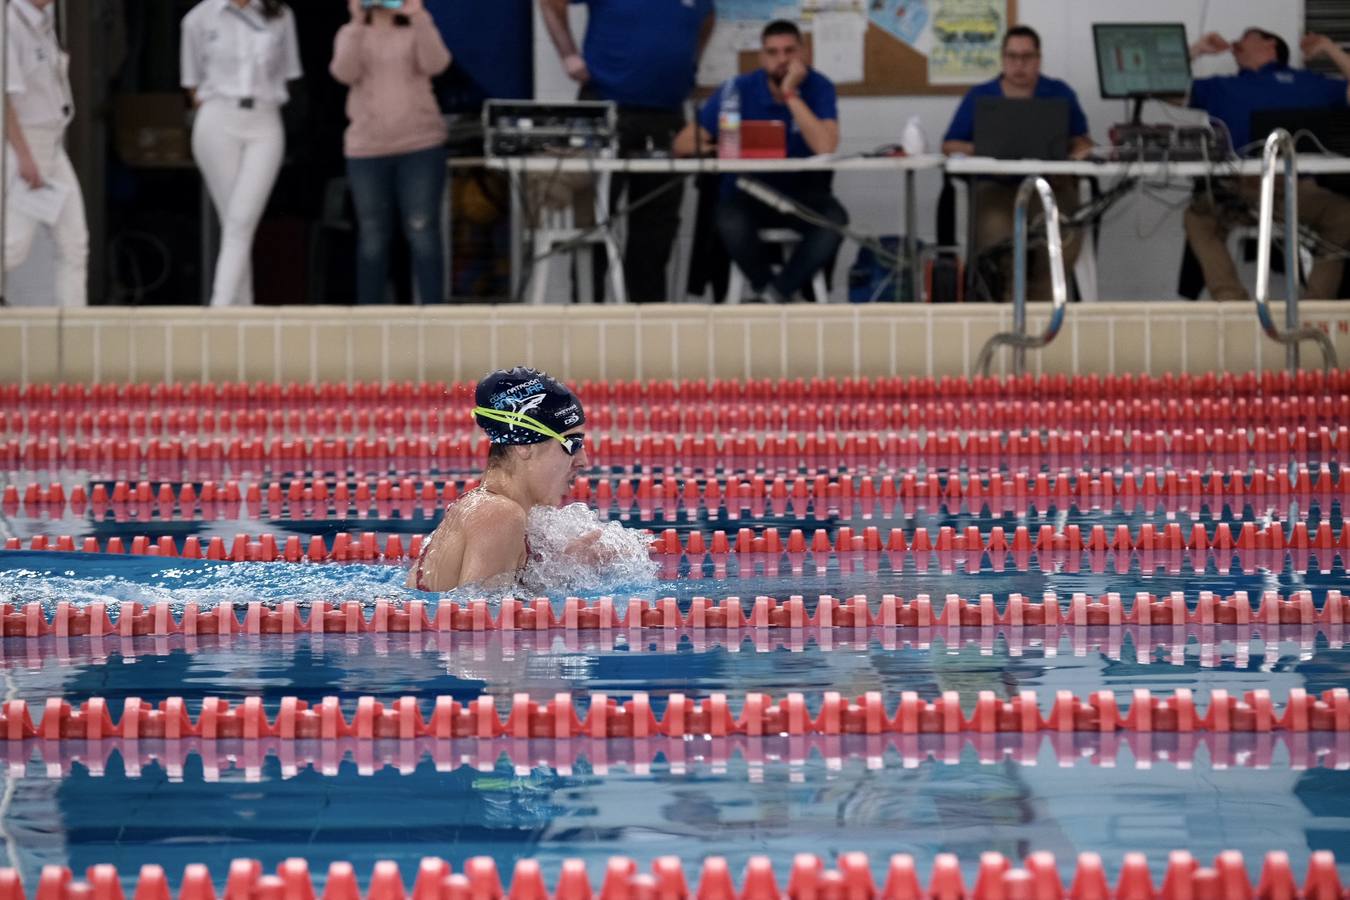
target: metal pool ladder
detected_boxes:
[974,176,1068,377]
[1254,128,1338,373]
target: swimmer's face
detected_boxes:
[519,426,588,507]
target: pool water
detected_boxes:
[0,545,1345,890]
[1,375,1349,893]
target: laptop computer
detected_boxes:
[973,97,1070,160]
[1250,107,1350,156]
[740,120,787,159]
[1251,107,1350,195]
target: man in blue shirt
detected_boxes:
[672,20,847,303]
[941,26,1092,302]
[1184,27,1350,300]
[541,0,715,303]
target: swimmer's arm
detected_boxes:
[457,504,529,588]
[563,529,620,566]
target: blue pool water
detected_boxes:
[0,547,1345,889]
[0,474,1348,890]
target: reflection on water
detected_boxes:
[0,747,1342,890]
[0,535,1345,887]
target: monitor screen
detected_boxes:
[1093,23,1192,99]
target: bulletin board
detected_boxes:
[699,0,1018,97]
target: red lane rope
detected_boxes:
[7,466,1347,521]
[0,591,1343,639]
[3,391,1344,438]
[10,730,1349,779]
[2,622,1340,669]
[6,519,1347,566]
[4,688,1348,740]
[9,849,1345,900]
[2,428,1345,477]
[5,368,1345,406]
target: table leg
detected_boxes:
[440,172,452,304]
[596,169,627,304]
[509,164,522,301]
[904,169,918,302]
[964,177,978,303]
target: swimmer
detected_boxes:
[408,367,590,592]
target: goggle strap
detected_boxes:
[471,406,567,445]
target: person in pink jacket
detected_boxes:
[331,0,452,304]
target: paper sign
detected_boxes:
[9,178,69,226]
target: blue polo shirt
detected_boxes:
[697,67,839,197]
[576,0,714,110]
[943,75,1090,144]
[1190,62,1349,154]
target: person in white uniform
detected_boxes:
[3,0,88,307]
[180,0,302,307]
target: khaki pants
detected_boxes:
[974,178,1082,302]
[1184,177,1350,301]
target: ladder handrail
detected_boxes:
[1254,128,1338,373]
[975,176,1068,377]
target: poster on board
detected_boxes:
[698,0,1014,95]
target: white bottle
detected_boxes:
[901,115,927,156]
[718,78,741,159]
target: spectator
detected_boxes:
[673,19,846,303]
[541,0,715,303]
[1184,28,1350,300]
[181,0,302,307]
[331,0,452,305]
[941,25,1091,302]
[4,0,88,307]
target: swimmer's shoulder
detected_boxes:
[458,493,528,544]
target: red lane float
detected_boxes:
[2,426,1346,476]
[0,591,1343,639]
[3,391,1346,440]
[11,730,1350,779]
[6,849,1346,900]
[3,368,1347,409]
[2,688,1348,739]
[6,530,1347,577]
[2,623,1341,672]
[7,465,1348,521]
[5,519,1349,561]
[8,849,1349,900]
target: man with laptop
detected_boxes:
[673,19,846,303]
[1183,27,1350,300]
[941,25,1092,302]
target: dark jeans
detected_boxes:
[579,87,686,303]
[347,144,448,304]
[716,188,848,299]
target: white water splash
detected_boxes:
[0,505,658,613]
[517,503,658,596]
[0,561,419,617]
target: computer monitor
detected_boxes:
[1093,23,1192,101]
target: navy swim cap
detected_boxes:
[473,367,585,445]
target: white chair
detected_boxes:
[526,170,626,305]
[724,228,829,304]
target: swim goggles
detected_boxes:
[471,407,586,456]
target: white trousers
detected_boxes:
[192,99,284,307]
[3,125,89,307]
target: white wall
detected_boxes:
[532,0,1304,302]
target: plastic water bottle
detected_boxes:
[717,78,741,159]
[901,115,927,156]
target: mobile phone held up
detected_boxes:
[361,0,405,9]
